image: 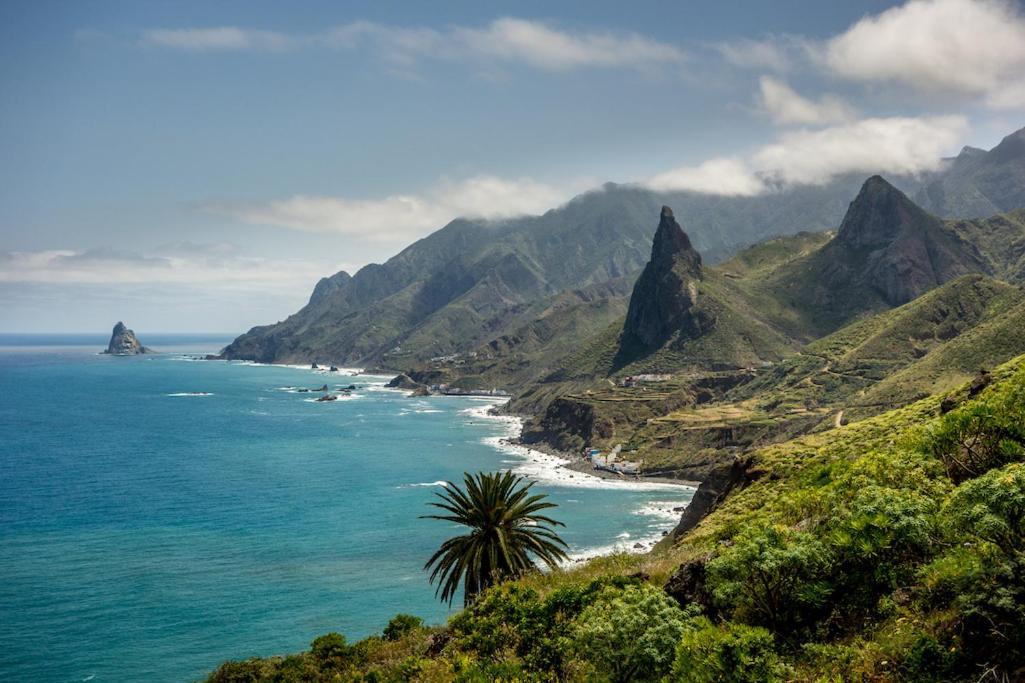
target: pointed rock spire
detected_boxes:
[648,206,702,276]
[622,206,705,348]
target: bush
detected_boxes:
[570,583,696,683]
[924,463,1025,675]
[309,632,350,670]
[943,462,1025,557]
[706,524,832,634]
[383,613,424,641]
[671,617,784,682]
[206,658,277,683]
[272,654,318,682]
[924,390,1025,482]
[449,575,640,678]
[823,484,938,623]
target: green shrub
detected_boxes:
[706,524,832,634]
[570,583,696,682]
[943,462,1025,557]
[924,463,1025,675]
[206,658,277,683]
[671,617,784,682]
[897,634,957,682]
[383,613,424,641]
[924,388,1025,482]
[272,654,318,682]
[309,632,350,671]
[449,575,640,678]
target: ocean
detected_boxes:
[0,334,693,682]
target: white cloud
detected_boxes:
[646,158,764,196]
[212,175,571,239]
[821,0,1025,109]
[646,115,966,194]
[751,115,967,185]
[757,76,855,125]
[713,37,799,72]
[142,18,686,73]
[0,246,344,292]
[142,27,292,51]
[454,18,686,71]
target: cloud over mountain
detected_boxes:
[646,115,966,195]
[209,175,573,240]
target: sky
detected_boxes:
[1,0,1024,333]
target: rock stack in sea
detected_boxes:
[102,322,153,355]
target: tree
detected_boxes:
[423,471,568,606]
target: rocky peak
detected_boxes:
[957,145,986,159]
[309,270,353,306]
[649,206,702,276]
[622,207,705,348]
[835,176,935,250]
[103,322,152,355]
[817,176,989,309]
[988,125,1025,164]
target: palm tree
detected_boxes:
[423,471,569,606]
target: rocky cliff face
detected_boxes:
[102,322,152,355]
[621,206,706,348]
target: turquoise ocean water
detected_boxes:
[0,335,693,682]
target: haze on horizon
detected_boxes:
[2,0,1024,333]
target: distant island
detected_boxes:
[101,322,153,355]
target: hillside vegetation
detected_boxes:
[207,355,1025,682]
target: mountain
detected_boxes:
[221,126,1025,372]
[510,183,1025,472]
[766,176,991,334]
[219,178,897,367]
[916,125,1025,218]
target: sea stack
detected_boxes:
[102,322,153,355]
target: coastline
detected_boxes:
[225,358,698,492]
[223,359,696,557]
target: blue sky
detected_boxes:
[2,0,1024,332]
